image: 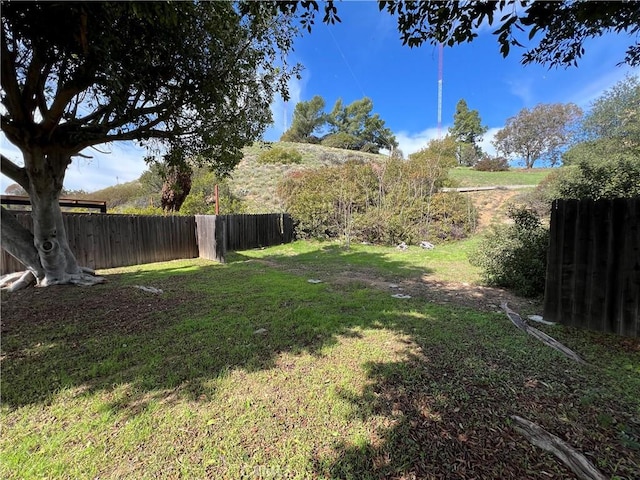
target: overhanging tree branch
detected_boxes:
[0,26,26,124]
[1,154,30,190]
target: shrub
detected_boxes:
[473,156,509,171]
[278,157,477,245]
[258,146,303,165]
[470,206,548,297]
[321,132,360,150]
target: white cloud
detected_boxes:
[394,127,442,157]
[263,74,306,141]
[479,127,501,157]
[1,135,149,194]
[65,142,149,192]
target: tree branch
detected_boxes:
[22,50,45,115]
[1,154,30,190]
[41,86,82,134]
[0,27,26,124]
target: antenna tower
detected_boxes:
[437,43,443,138]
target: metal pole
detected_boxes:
[214,184,219,215]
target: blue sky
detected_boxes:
[1,1,638,193]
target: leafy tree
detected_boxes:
[376,1,640,67]
[0,1,298,289]
[564,74,640,166]
[493,103,582,169]
[582,74,640,144]
[539,75,640,202]
[288,1,639,67]
[449,99,488,166]
[326,97,398,153]
[280,95,327,142]
[180,168,245,215]
[160,164,192,213]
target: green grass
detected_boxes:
[2,242,639,479]
[448,166,554,187]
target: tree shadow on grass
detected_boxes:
[2,251,638,478]
[1,249,427,412]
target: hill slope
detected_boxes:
[227,142,388,212]
[87,142,553,220]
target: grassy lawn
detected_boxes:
[2,240,639,479]
[448,167,554,187]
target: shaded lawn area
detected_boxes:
[1,241,639,479]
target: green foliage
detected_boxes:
[581,74,640,145]
[545,156,640,201]
[493,103,583,168]
[473,156,510,172]
[376,1,640,67]
[280,95,327,142]
[449,99,488,165]
[2,2,300,177]
[542,75,640,202]
[179,168,245,215]
[278,138,476,244]
[257,145,303,165]
[471,207,548,297]
[327,97,398,153]
[321,132,361,150]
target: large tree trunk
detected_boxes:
[1,149,104,290]
[161,164,192,212]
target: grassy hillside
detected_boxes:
[87,142,553,215]
[227,142,387,213]
[448,167,553,187]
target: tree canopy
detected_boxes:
[291,1,639,67]
[449,99,488,166]
[280,95,327,143]
[380,1,640,67]
[325,97,398,154]
[493,103,582,169]
[0,1,299,289]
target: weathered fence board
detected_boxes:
[2,212,294,275]
[196,214,294,263]
[543,198,640,337]
[1,213,198,274]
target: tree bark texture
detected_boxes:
[1,149,104,289]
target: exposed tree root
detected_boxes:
[1,269,105,291]
[0,271,36,292]
[511,415,607,480]
[501,302,586,364]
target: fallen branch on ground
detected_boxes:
[511,415,606,480]
[501,302,586,365]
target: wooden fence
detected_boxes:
[1,213,198,274]
[196,213,294,263]
[2,213,294,274]
[543,198,640,337]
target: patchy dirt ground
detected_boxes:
[332,270,541,315]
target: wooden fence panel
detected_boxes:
[1,213,198,275]
[544,198,640,337]
[2,212,292,275]
[196,214,294,262]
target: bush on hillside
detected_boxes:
[471,206,548,297]
[258,145,303,165]
[473,156,509,171]
[321,132,360,150]
[278,155,477,244]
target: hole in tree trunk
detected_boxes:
[42,241,53,252]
